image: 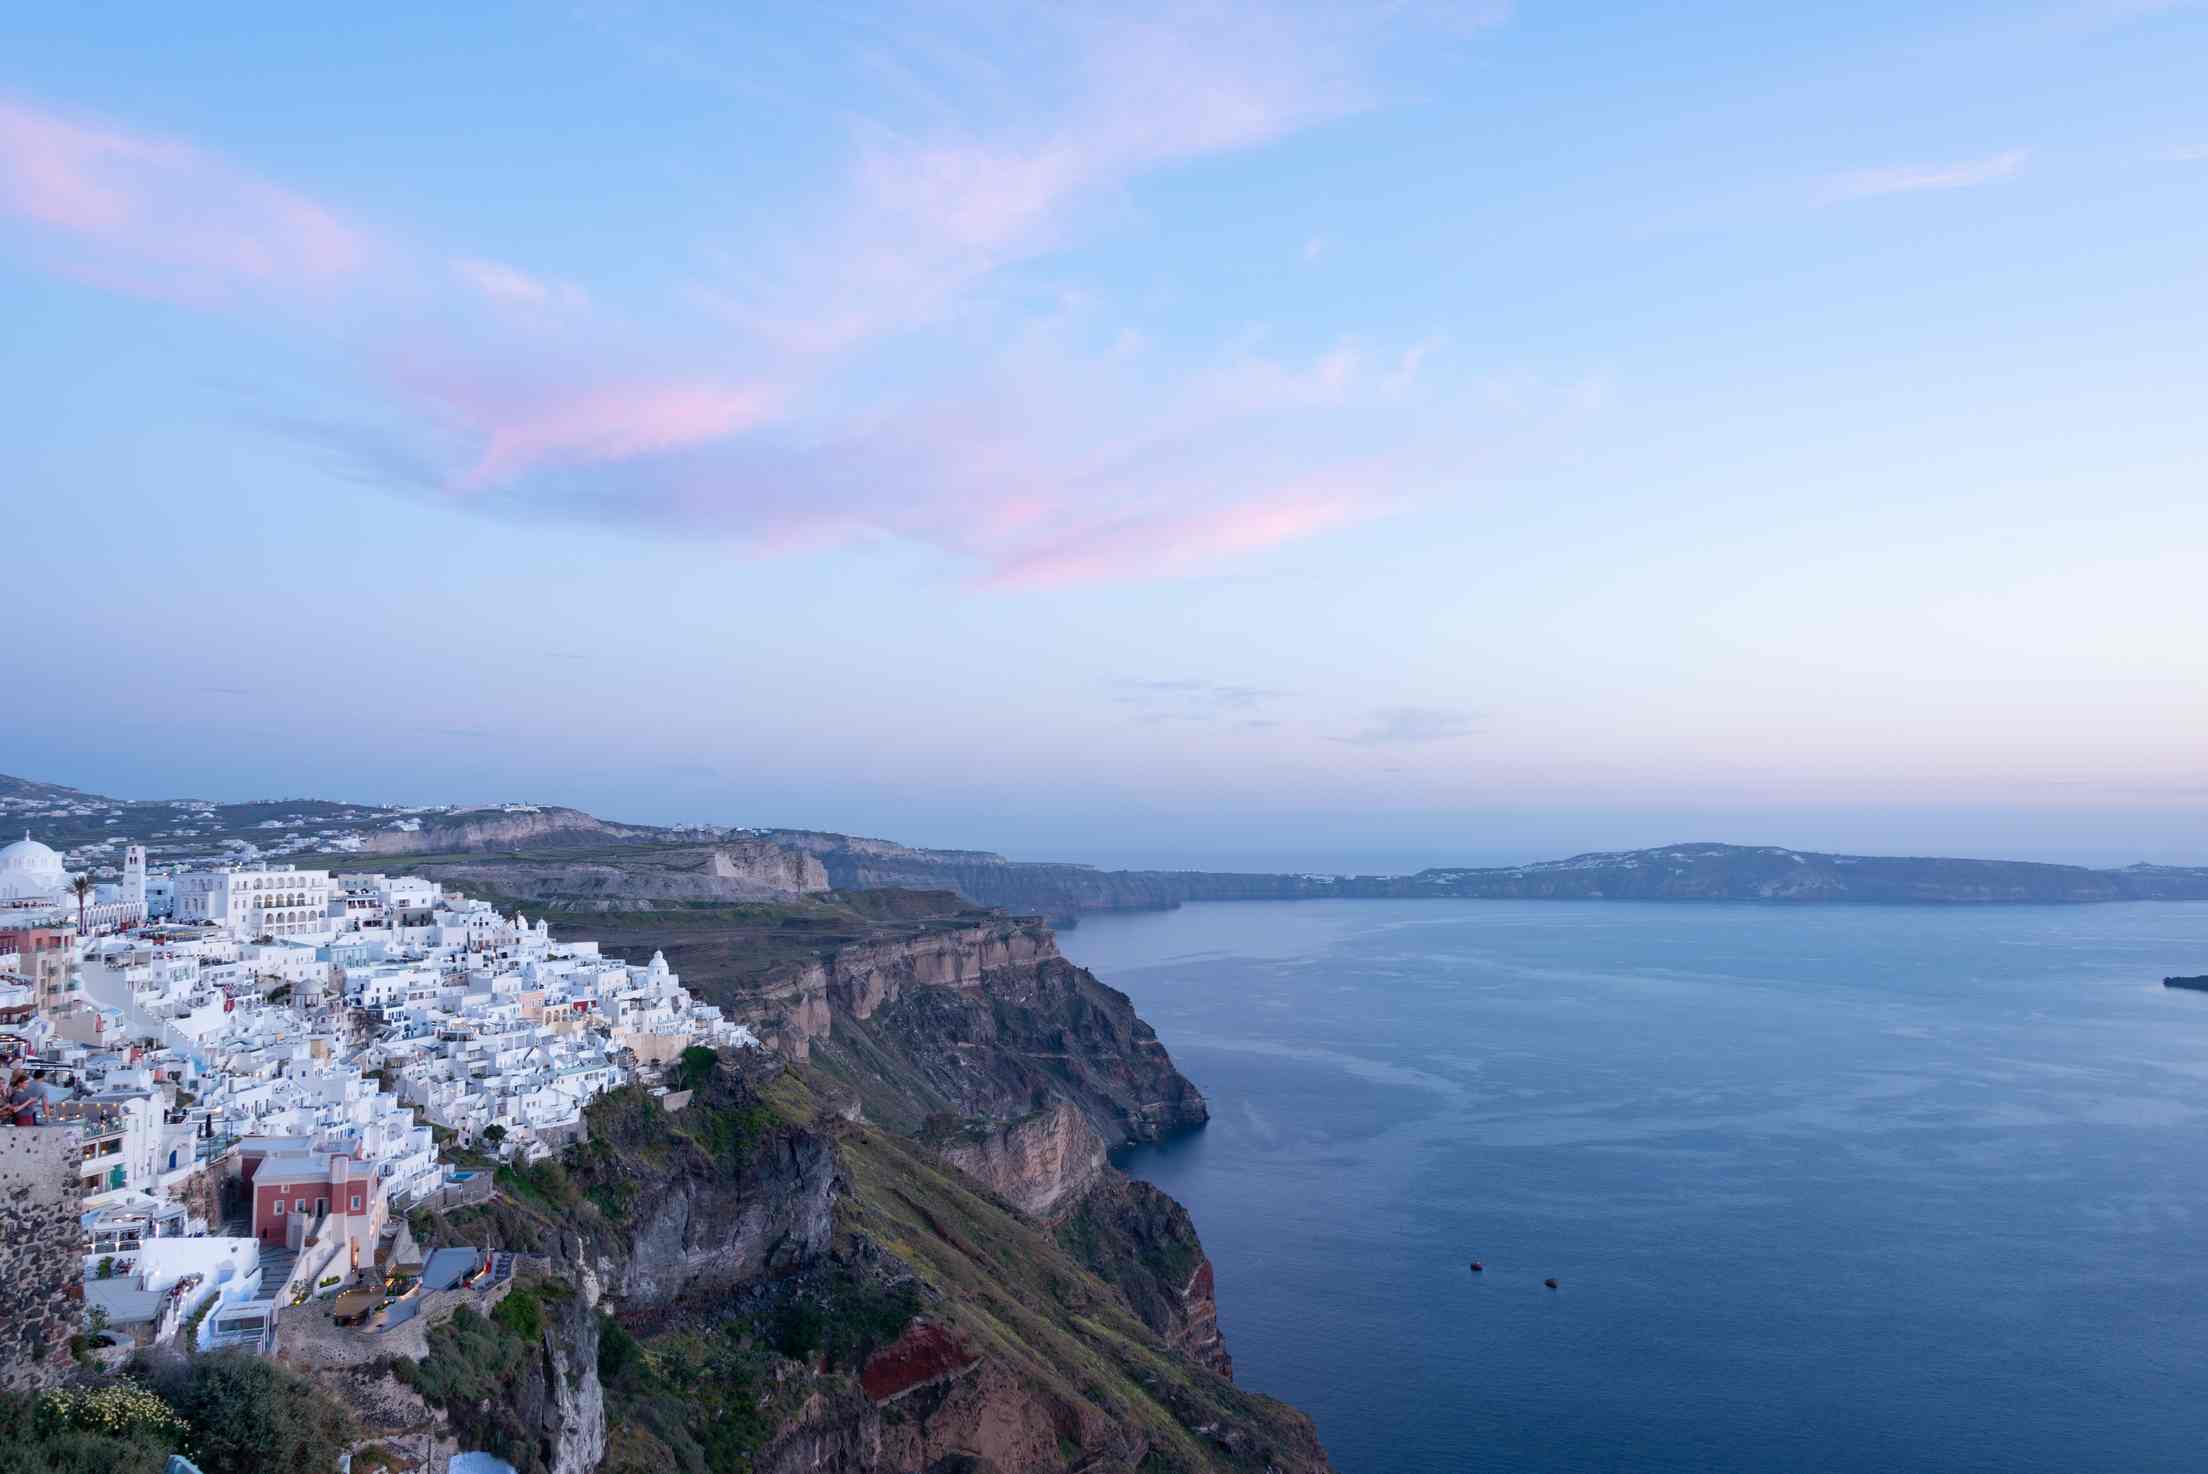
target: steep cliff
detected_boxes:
[1055,1174,1233,1379]
[929,1102,1110,1220]
[362,807,661,855]
[413,1058,1331,1474]
[799,938,1211,1149]
[416,842,830,909]
[761,830,1338,919]
[605,905,1210,1151]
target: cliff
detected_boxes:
[762,830,1338,920]
[411,842,830,909]
[929,1102,1111,1219]
[408,1056,1330,1474]
[581,902,1210,1151]
[754,832,2208,917]
[790,925,1211,1149]
[361,806,663,855]
[1056,1172,1234,1379]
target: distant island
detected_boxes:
[2165,976,2208,992]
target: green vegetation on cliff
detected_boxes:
[0,1353,356,1474]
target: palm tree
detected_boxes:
[70,873,94,932]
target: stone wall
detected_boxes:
[416,1172,495,1214]
[0,1126,83,1388]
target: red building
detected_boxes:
[249,1151,386,1268]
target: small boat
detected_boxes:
[1543,1278,1559,1290]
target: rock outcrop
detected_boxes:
[545,1285,607,1474]
[506,1275,607,1474]
[1056,1173,1234,1379]
[545,1080,839,1310]
[753,916,1062,1056]
[931,1102,1110,1220]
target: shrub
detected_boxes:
[492,1285,546,1342]
[597,1313,639,1382]
[674,1045,718,1092]
[397,1306,528,1407]
[767,1272,919,1370]
[139,1351,357,1474]
[0,1386,171,1474]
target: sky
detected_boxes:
[3,2,2205,870]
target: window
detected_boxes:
[351,1194,363,1212]
[273,1197,284,1216]
[296,1197,307,1213]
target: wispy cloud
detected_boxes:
[1337,705,1482,745]
[0,96,369,302]
[452,256,584,308]
[0,5,1533,588]
[2153,143,2208,163]
[718,7,1372,356]
[452,381,787,489]
[1815,149,2029,204]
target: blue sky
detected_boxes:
[4,2,2205,868]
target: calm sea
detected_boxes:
[1060,899,2208,1474]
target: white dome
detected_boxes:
[0,833,70,902]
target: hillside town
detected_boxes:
[0,829,753,1365]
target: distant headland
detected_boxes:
[9,772,2208,923]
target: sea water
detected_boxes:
[1061,899,2208,1474]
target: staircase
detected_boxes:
[251,1242,299,1302]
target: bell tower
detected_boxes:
[123,844,146,907]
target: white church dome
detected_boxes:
[0,833,70,902]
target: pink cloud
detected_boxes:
[0,97,368,300]
[734,8,1364,355]
[453,256,553,304]
[0,7,1513,589]
[459,380,787,488]
[980,480,1379,588]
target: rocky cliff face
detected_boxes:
[516,1277,607,1474]
[411,1059,1330,1474]
[1055,1173,1234,1379]
[762,830,1341,920]
[547,1081,840,1310]
[690,913,1210,1152]
[418,842,831,909]
[388,895,1321,1473]
[932,1102,1110,1220]
[362,807,661,855]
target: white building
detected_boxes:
[174,865,334,940]
[0,832,145,931]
